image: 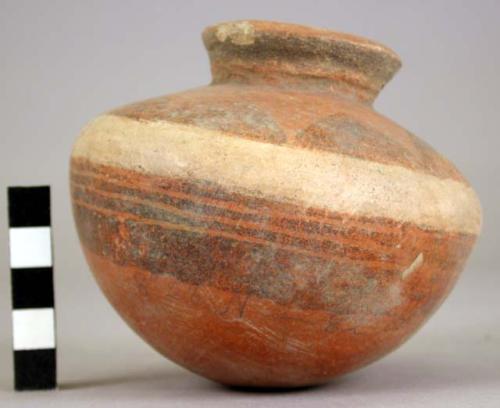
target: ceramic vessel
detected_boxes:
[70,20,482,387]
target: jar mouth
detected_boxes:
[203,20,402,104]
[203,20,401,64]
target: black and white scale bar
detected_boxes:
[8,186,56,391]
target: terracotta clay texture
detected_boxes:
[70,20,482,387]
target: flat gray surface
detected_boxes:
[1,0,499,406]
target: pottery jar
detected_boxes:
[70,20,482,387]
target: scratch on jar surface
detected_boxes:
[402,252,424,279]
[199,284,315,355]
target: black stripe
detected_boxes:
[14,349,56,390]
[8,186,51,227]
[11,268,54,309]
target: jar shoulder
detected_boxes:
[109,83,466,183]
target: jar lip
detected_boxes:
[203,20,402,67]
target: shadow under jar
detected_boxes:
[70,20,482,387]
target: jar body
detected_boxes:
[71,81,480,387]
[71,21,481,387]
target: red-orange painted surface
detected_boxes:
[70,20,481,387]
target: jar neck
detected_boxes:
[209,56,380,104]
[203,21,402,105]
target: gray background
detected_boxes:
[1,0,499,406]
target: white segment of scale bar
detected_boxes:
[9,227,53,268]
